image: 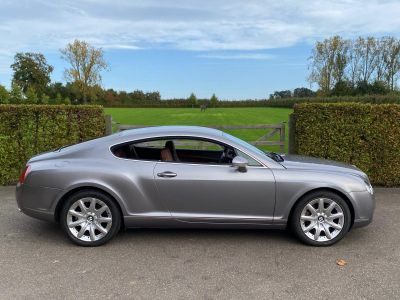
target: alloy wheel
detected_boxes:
[300,197,345,242]
[66,197,112,242]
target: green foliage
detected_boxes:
[293,87,316,98]
[309,36,400,93]
[0,85,9,104]
[264,94,400,108]
[210,93,218,107]
[11,52,53,96]
[0,105,105,185]
[187,93,198,107]
[293,103,400,186]
[63,96,71,105]
[330,80,354,96]
[9,83,23,104]
[41,94,49,104]
[25,86,38,104]
[269,90,292,99]
[60,40,108,103]
[55,93,63,104]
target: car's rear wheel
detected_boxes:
[291,191,351,246]
[60,190,121,246]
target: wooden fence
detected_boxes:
[105,115,286,152]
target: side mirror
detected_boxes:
[232,156,248,173]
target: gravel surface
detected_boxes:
[1,186,399,299]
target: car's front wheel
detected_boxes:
[60,190,121,246]
[291,191,351,246]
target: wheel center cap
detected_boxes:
[318,216,325,222]
[87,216,94,222]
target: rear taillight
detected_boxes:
[18,165,31,184]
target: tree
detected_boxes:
[382,37,400,90]
[9,83,23,104]
[41,94,49,104]
[55,93,63,104]
[145,91,161,102]
[348,37,379,86]
[60,39,108,103]
[0,85,10,104]
[375,37,390,82]
[308,36,349,94]
[210,93,218,107]
[10,52,53,96]
[370,80,389,95]
[188,93,197,107]
[270,90,292,99]
[293,87,316,98]
[63,96,71,105]
[330,80,354,96]
[25,86,38,104]
[131,90,145,103]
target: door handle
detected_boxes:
[157,171,177,178]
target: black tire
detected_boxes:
[290,190,351,247]
[60,189,121,247]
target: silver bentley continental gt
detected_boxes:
[16,126,375,247]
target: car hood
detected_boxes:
[280,154,367,178]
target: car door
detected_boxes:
[153,138,276,224]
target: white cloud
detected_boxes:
[0,0,400,56]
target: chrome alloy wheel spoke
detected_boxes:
[300,198,345,242]
[66,197,112,242]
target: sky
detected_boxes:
[1,0,400,99]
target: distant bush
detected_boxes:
[0,105,105,185]
[293,103,400,186]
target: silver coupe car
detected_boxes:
[16,126,375,247]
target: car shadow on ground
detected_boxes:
[17,217,300,247]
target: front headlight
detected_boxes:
[364,180,374,195]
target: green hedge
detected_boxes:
[293,103,400,186]
[266,94,400,108]
[0,105,105,185]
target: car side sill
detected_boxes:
[124,215,285,229]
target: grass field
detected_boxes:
[104,107,292,152]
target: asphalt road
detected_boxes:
[1,187,399,299]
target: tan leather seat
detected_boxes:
[160,148,173,161]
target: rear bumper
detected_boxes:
[16,183,62,223]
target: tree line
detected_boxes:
[0,39,221,106]
[308,36,400,96]
[2,36,400,106]
[0,40,165,105]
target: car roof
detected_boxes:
[117,126,224,139]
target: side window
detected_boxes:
[235,149,262,167]
[112,139,169,161]
[173,139,224,151]
[171,139,230,164]
[112,138,231,164]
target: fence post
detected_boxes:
[288,113,296,154]
[280,122,285,153]
[105,115,113,135]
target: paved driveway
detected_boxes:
[0,187,399,299]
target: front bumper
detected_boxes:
[349,190,375,229]
[16,183,63,223]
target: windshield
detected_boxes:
[223,132,284,162]
[223,132,269,156]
